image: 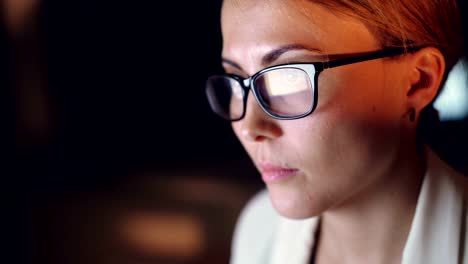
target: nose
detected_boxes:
[239,91,283,142]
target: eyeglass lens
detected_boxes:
[206,68,314,120]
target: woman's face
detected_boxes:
[221,0,411,219]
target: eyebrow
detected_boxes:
[221,44,322,72]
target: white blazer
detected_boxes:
[230,147,468,264]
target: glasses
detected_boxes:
[205,46,421,121]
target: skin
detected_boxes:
[221,0,445,263]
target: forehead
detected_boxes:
[221,0,379,63]
[221,0,327,42]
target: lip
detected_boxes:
[258,162,299,183]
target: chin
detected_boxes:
[266,185,326,219]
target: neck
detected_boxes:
[315,143,425,264]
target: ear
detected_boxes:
[405,47,445,113]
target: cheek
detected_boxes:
[280,68,402,199]
[309,65,403,155]
[318,62,404,126]
[272,103,400,217]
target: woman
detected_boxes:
[205,0,467,263]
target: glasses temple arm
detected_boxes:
[324,46,422,70]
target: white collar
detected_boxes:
[402,147,466,263]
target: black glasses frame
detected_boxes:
[207,46,422,121]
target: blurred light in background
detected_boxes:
[4,0,40,33]
[435,60,468,121]
[118,211,205,260]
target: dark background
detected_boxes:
[17,0,256,191]
[3,1,468,264]
[5,1,262,264]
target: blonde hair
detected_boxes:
[310,0,464,83]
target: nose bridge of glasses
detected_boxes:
[242,77,251,88]
[244,85,269,120]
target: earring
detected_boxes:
[403,108,416,122]
[409,108,416,122]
